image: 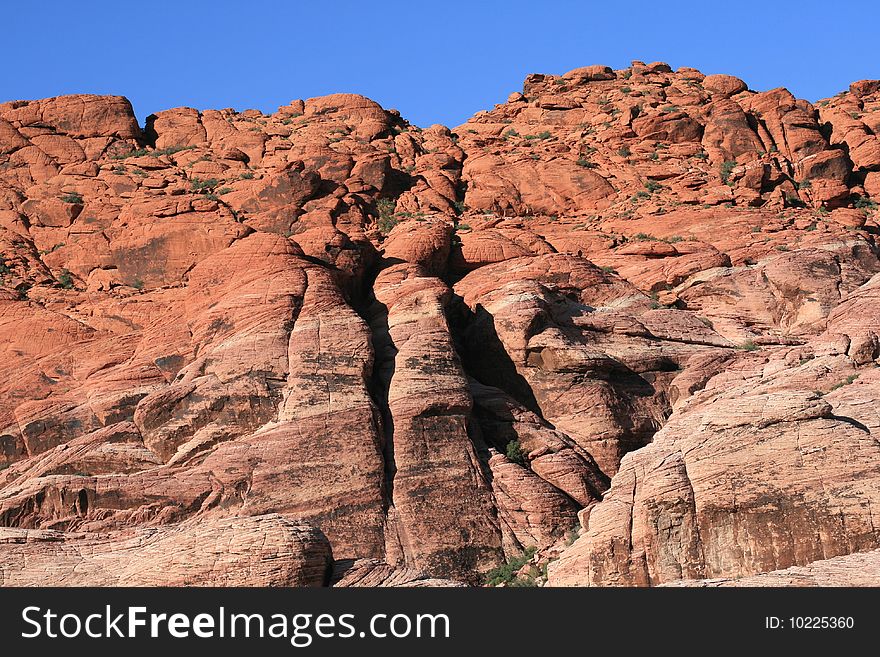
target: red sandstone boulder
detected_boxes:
[0,94,140,139]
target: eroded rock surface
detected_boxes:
[1,64,879,586]
[0,514,331,586]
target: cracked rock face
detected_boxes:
[0,514,332,586]
[1,63,880,586]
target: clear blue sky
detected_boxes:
[2,1,877,129]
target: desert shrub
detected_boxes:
[60,192,83,204]
[57,269,74,289]
[376,199,398,235]
[191,178,219,192]
[505,439,526,466]
[113,145,195,160]
[829,374,859,391]
[720,160,737,185]
[484,547,538,587]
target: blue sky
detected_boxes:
[2,1,877,128]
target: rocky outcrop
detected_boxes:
[664,549,880,587]
[331,559,467,587]
[0,514,332,586]
[1,64,879,586]
[547,345,880,586]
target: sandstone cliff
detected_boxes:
[1,61,879,586]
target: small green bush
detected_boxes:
[57,269,74,289]
[60,192,83,204]
[829,374,859,391]
[737,340,759,351]
[617,146,631,157]
[112,148,149,160]
[376,199,398,235]
[154,145,196,157]
[191,178,219,192]
[112,145,195,160]
[484,546,537,587]
[505,439,526,466]
[377,215,399,235]
[853,196,878,210]
[720,160,737,185]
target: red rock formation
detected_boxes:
[1,65,879,586]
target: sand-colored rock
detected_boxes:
[0,514,332,586]
[664,549,880,587]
